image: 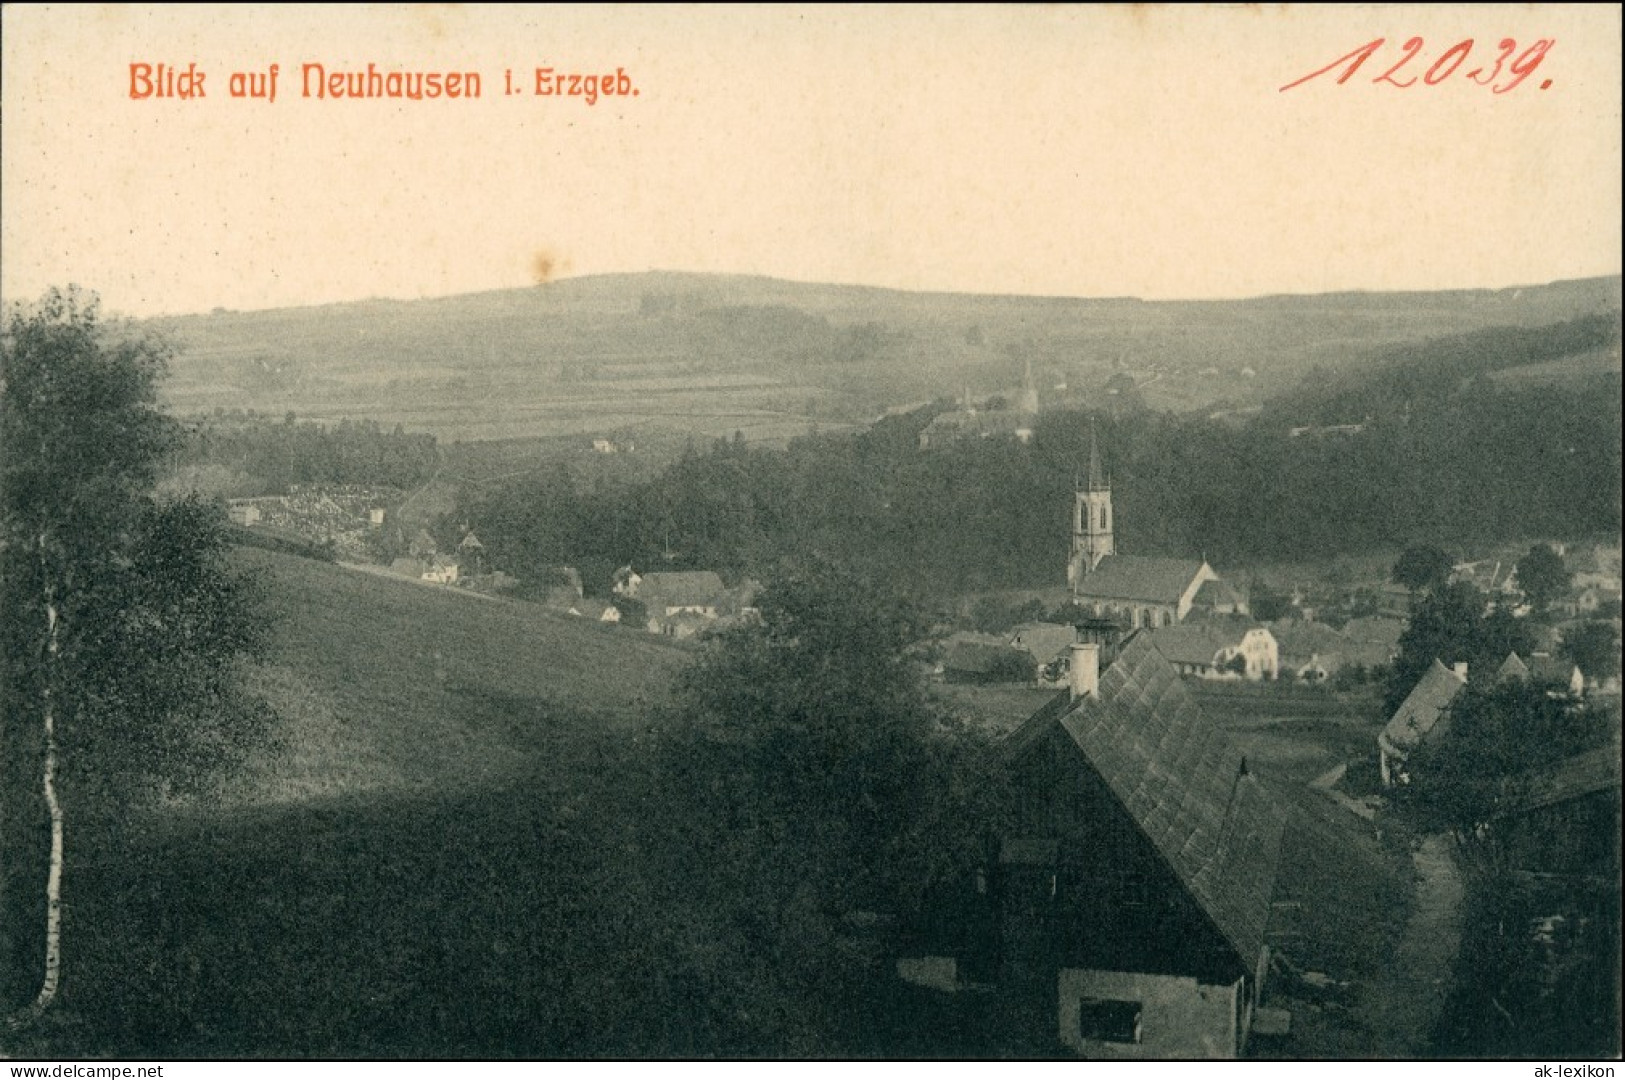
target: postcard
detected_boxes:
[1,4,1619,1066]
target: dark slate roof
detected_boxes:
[1147,624,1230,667]
[639,571,727,607]
[1513,746,1622,813]
[1381,659,1467,755]
[1007,622,1078,664]
[1004,633,1284,965]
[1268,619,1348,664]
[1150,618,1266,667]
[1340,617,1405,652]
[1073,555,1208,606]
[1527,654,1582,686]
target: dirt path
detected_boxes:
[1355,832,1464,1057]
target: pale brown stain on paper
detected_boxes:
[531,250,573,286]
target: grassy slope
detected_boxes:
[30,548,702,1058]
[225,546,691,804]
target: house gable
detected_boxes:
[1002,634,1283,974]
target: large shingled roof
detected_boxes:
[1072,555,1207,606]
[638,571,727,607]
[1381,658,1467,756]
[1005,633,1284,965]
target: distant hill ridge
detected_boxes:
[144,271,1621,443]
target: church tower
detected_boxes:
[1067,424,1114,589]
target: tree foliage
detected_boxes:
[1515,543,1572,617]
[1,288,271,1015]
[1561,620,1621,680]
[1392,543,1454,595]
[171,413,439,496]
[1401,680,1614,843]
[1383,582,1533,715]
[644,559,1006,1048]
[453,357,1620,601]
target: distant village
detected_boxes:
[221,417,1622,1059]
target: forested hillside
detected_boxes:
[459,313,1621,597]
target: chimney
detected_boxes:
[1070,641,1100,702]
[1452,662,1468,679]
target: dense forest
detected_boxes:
[458,354,1620,598]
[173,413,440,495]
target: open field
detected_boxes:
[153,271,1621,443]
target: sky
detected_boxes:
[2,4,1621,317]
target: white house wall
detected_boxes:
[1057,968,1241,1059]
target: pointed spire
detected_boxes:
[1087,420,1107,492]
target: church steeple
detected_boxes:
[1087,422,1107,491]
[1068,420,1115,589]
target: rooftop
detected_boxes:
[1073,555,1209,606]
[1381,658,1468,755]
[1004,633,1284,965]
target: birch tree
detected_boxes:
[1,287,266,1024]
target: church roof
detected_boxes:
[1192,578,1246,609]
[1074,555,1208,606]
[1086,422,1107,491]
[1004,633,1284,965]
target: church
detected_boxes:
[1066,432,1237,628]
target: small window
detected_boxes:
[1078,998,1143,1044]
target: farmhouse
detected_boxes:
[1149,619,1279,681]
[1494,651,1587,697]
[1378,659,1469,787]
[421,555,459,584]
[1008,622,1080,686]
[941,633,1035,685]
[898,632,1283,1058]
[637,571,728,618]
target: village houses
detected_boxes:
[1379,650,1592,787]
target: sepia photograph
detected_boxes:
[1,4,1620,1064]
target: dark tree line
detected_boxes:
[458,367,1620,599]
[174,413,439,494]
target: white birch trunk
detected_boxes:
[11,591,65,1026]
[33,596,64,1013]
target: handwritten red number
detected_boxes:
[1470,39,1514,84]
[1280,38,1384,91]
[1374,37,1424,86]
[1425,39,1473,84]
[1496,39,1553,93]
